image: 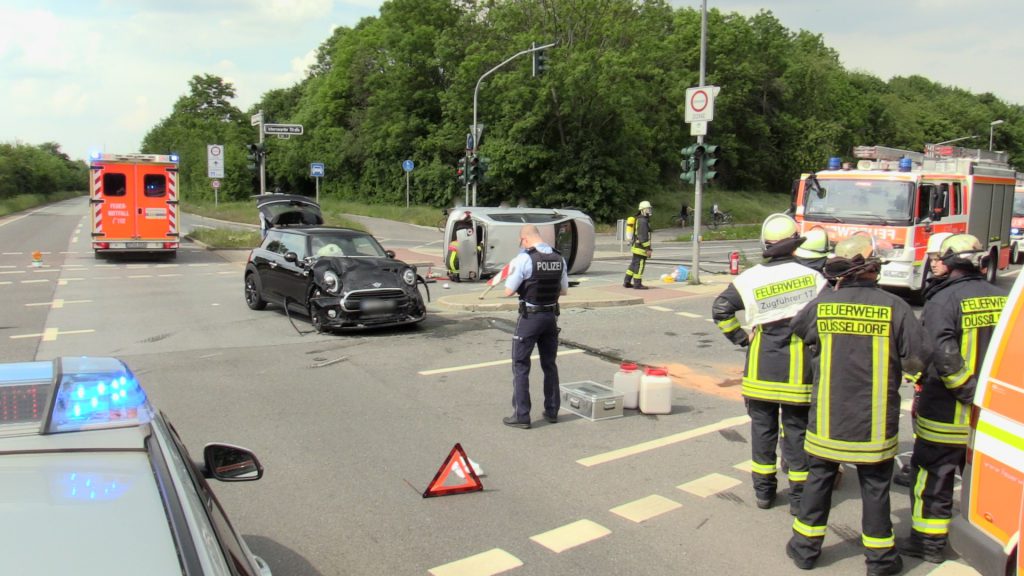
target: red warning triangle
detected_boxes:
[423,443,483,498]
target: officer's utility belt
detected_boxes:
[519,303,559,316]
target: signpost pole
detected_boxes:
[406,171,410,208]
[258,109,266,196]
[690,0,708,285]
[316,177,320,204]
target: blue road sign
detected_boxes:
[310,162,325,178]
[466,133,474,150]
[402,159,415,172]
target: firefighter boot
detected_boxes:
[898,533,945,564]
[623,274,633,288]
[866,555,903,576]
[633,279,649,290]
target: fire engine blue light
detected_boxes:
[828,157,842,170]
[169,153,180,163]
[899,157,913,172]
[89,151,102,161]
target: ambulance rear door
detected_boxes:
[133,163,177,244]
[94,163,134,242]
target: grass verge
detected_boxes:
[187,228,262,250]
[0,192,85,218]
[673,224,761,241]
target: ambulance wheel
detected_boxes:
[244,273,267,310]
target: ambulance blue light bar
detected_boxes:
[0,357,152,436]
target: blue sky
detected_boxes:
[2,1,1020,160]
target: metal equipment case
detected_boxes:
[559,381,624,421]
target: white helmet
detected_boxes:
[760,213,799,249]
[638,200,652,211]
[926,232,954,255]
[794,227,830,259]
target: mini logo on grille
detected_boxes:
[373,282,382,288]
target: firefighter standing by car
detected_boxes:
[624,201,653,289]
[787,234,932,576]
[502,224,569,429]
[901,233,1009,564]
[712,214,828,514]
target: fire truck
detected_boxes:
[791,144,1016,297]
[1012,176,1023,264]
[89,152,180,257]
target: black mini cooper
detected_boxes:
[243,195,427,331]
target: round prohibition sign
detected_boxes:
[210,145,222,156]
[690,89,709,113]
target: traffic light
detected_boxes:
[468,154,481,183]
[457,156,467,185]
[680,144,699,184]
[532,42,548,77]
[702,144,720,184]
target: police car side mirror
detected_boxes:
[203,443,264,482]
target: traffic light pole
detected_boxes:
[258,109,266,195]
[472,41,557,206]
[690,0,708,285]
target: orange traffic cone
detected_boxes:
[31,251,42,268]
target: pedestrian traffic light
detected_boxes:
[532,43,548,77]
[702,144,720,184]
[680,144,699,184]
[457,156,467,185]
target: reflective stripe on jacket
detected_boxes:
[791,280,932,463]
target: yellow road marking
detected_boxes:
[677,473,742,498]
[529,519,610,553]
[427,548,523,576]
[419,349,585,376]
[576,415,750,467]
[610,494,682,523]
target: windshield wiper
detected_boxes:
[805,213,844,223]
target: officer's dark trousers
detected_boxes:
[910,439,965,546]
[511,311,559,423]
[789,456,899,570]
[626,254,647,281]
[747,399,809,504]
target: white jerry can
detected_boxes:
[456,227,479,281]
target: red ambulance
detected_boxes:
[89,152,180,257]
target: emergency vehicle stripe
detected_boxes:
[862,533,896,548]
[977,420,1024,452]
[871,336,889,443]
[787,470,808,482]
[793,519,827,538]
[717,317,741,333]
[167,171,177,234]
[750,462,777,475]
[92,168,103,234]
[913,416,969,445]
[817,334,832,438]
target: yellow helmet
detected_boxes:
[939,233,986,270]
[760,213,798,248]
[794,227,830,259]
[833,234,875,260]
[926,232,953,255]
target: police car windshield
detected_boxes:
[805,180,914,222]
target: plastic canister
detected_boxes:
[639,366,673,415]
[613,362,642,409]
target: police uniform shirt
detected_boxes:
[504,243,569,304]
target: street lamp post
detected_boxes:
[989,119,1004,151]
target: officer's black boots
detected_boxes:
[633,279,649,290]
[865,555,903,576]
[623,274,633,288]
[898,534,945,564]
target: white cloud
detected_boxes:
[51,83,89,116]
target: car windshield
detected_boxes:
[805,179,915,222]
[1014,193,1024,216]
[310,233,387,258]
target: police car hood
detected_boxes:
[312,256,407,290]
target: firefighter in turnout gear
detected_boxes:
[712,214,828,514]
[624,201,653,289]
[502,224,569,429]
[901,234,1009,563]
[787,234,932,576]
[794,227,830,274]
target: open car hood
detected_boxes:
[256,194,324,228]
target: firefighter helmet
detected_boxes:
[939,233,987,270]
[926,232,953,256]
[638,200,652,213]
[760,213,799,249]
[794,227,830,259]
[825,234,883,280]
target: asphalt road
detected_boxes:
[3,196,1015,576]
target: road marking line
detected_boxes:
[128,274,153,279]
[21,279,49,284]
[677,473,743,498]
[25,299,92,309]
[576,415,750,467]
[705,318,715,323]
[419,349,585,376]
[0,281,10,286]
[0,265,15,269]
[427,548,523,576]
[901,398,912,412]
[218,271,235,275]
[31,269,60,273]
[158,273,183,277]
[188,263,210,267]
[610,494,682,523]
[529,519,610,553]
[733,460,754,473]
[58,278,84,286]
[0,270,26,275]
[10,328,95,341]
[676,312,701,318]
[647,306,673,312]
[2,252,25,255]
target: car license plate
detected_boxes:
[127,242,147,248]
[361,299,396,313]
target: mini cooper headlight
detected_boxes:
[323,271,341,294]
[402,268,416,286]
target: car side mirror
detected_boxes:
[385,249,396,259]
[203,443,263,482]
[284,251,298,263]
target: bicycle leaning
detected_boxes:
[708,204,733,229]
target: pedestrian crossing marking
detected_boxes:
[677,472,742,498]
[529,519,610,553]
[923,560,982,575]
[610,494,682,523]
[427,548,523,576]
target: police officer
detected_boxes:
[502,224,569,429]
[624,201,653,290]
[787,235,931,576]
[794,227,830,273]
[712,214,827,514]
[901,234,1008,563]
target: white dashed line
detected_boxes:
[418,349,585,375]
[647,306,673,312]
[676,311,701,318]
